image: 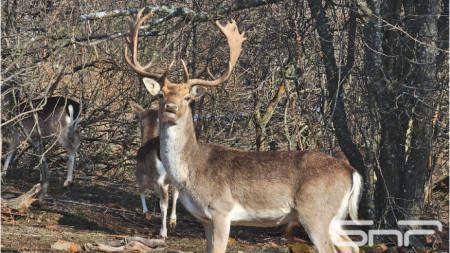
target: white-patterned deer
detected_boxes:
[125,8,362,253]
[2,94,81,200]
[130,101,178,238]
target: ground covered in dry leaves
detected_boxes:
[1,167,448,252]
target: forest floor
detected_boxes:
[1,166,448,252]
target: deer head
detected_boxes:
[124,7,246,123]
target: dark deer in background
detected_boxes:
[130,101,178,238]
[125,8,362,253]
[2,94,81,200]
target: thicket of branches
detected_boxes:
[1,0,448,238]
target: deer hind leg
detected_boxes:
[137,170,151,219]
[328,200,360,253]
[169,187,179,232]
[62,133,80,187]
[63,150,76,187]
[330,230,359,253]
[285,220,301,242]
[139,190,151,219]
[62,105,80,187]
[296,206,337,253]
[303,223,336,253]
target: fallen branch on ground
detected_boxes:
[84,236,166,252]
[1,183,41,213]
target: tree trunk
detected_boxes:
[400,0,439,220]
[363,0,441,229]
[306,0,372,220]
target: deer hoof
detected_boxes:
[144,212,152,220]
[63,180,71,187]
[169,219,177,232]
[158,229,168,240]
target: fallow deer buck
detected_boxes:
[125,8,362,253]
[130,101,179,238]
[2,94,81,200]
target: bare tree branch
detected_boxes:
[81,0,285,21]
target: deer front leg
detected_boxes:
[2,149,16,177]
[202,222,213,253]
[37,158,50,202]
[2,131,21,177]
[169,187,179,232]
[156,183,169,238]
[35,141,50,202]
[211,214,231,253]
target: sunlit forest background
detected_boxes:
[1,0,448,251]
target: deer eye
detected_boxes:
[184,95,191,101]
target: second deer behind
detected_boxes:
[2,95,81,200]
[130,101,178,239]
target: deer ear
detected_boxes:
[190,85,205,99]
[143,78,161,96]
[130,101,144,117]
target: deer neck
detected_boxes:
[141,120,158,143]
[159,110,199,187]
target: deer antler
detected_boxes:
[185,20,246,87]
[124,8,173,81]
[125,7,246,86]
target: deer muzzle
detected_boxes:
[164,103,178,113]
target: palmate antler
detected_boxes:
[124,7,246,87]
[183,20,246,87]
